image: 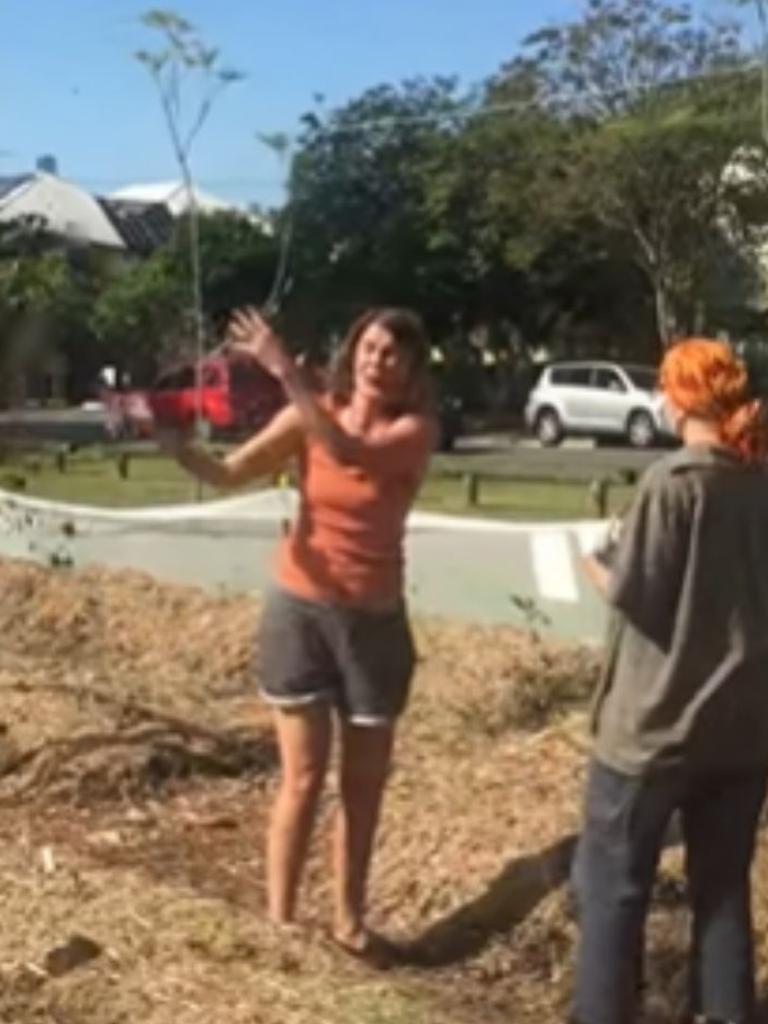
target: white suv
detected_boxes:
[524,361,670,448]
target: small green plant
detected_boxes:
[510,594,552,642]
[47,548,74,570]
[135,9,243,434]
[424,598,600,741]
[257,132,295,315]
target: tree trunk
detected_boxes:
[650,274,677,351]
[631,227,678,352]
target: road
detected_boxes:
[0,407,107,445]
[443,434,661,482]
[0,408,668,481]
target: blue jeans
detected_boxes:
[572,758,768,1024]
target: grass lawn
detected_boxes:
[419,474,634,521]
[0,448,636,521]
[1,449,216,508]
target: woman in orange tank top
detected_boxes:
[160,307,436,959]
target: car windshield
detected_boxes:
[624,366,659,392]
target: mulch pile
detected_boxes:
[0,558,765,1024]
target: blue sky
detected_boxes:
[0,0,750,208]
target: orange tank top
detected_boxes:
[275,430,417,608]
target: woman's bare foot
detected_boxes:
[268,917,301,931]
[332,921,368,954]
[331,926,401,968]
[264,916,306,946]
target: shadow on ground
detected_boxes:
[402,834,577,967]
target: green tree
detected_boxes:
[730,0,768,143]
[0,218,85,406]
[90,212,279,382]
[288,78,469,345]
[504,0,761,346]
[173,210,278,326]
[90,250,188,384]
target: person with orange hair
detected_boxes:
[573,339,768,1024]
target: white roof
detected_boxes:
[0,173,125,249]
[109,180,242,218]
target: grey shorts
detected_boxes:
[257,587,416,726]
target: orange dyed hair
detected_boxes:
[660,338,768,464]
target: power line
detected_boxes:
[295,60,762,139]
[56,58,768,193]
[6,58,762,203]
[79,61,757,187]
[74,176,285,188]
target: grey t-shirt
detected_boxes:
[592,444,768,774]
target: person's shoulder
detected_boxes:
[636,451,683,490]
[638,445,734,486]
[633,450,696,510]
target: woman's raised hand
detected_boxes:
[226,307,294,382]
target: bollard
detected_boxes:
[588,476,611,518]
[618,468,638,487]
[117,453,130,480]
[2,473,26,491]
[55,449,67,474]
[463,472,480,508]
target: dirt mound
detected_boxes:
[0,559,258,700]
[0,561,278,806]
[0,559,598,805]
[0,558,765,1024]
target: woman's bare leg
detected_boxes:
[267,705,332,923]
[332,721,395,948]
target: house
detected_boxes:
[0,170,126,250]
[0,163,174,405]
[97,198,174,257]
[0,166,258,407]
[109,180,268,231]
[109,180,244,218]
[0,167,175,256]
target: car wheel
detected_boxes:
[626,410,656,449]
[535,408,564,447]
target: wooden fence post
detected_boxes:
[463,472,480,508]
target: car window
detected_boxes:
[624,366,658,391]
[593,368,627,393]
[550,366,592,386]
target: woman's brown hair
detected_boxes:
[329,307,433,414]
[660,338,768,464]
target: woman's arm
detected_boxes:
[227,308,437,477]
[158,403,303,490]
[281,368,436,477]
[587,467,692,646]
[582,555,612,597]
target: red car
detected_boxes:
[104,355,286,439]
